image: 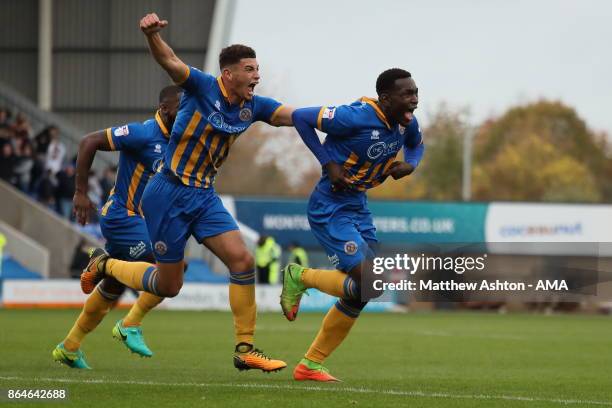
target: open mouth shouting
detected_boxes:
[246,81,258,98]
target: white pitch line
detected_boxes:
[1,376,610,406]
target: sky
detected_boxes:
[230,0,612,134]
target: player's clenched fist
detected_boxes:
[140,13,168,35]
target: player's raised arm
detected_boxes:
[292,107,352,191]
[140,13,189,84]
[74,130,113,225]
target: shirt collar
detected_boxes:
[360,97,391,130]
[155,110,170,138]
[217,76,229,101]
[216,76,246,107]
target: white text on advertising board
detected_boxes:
[262,214,455,234]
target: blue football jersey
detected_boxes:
[316,97,423,192]
[163,66,284,188]
[101,111,170,216]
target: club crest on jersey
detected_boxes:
[371,130,380,140]
[114,125,129,137]
[239,107,253,122]
[344,241,358,255]
[154,241,167,256]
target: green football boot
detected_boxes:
[112,320,153,357]
[52,343,92,369]
[293,358,340,382]
[280,263,309,321]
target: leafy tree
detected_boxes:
[473,131,601,202]
[473,100,609,202]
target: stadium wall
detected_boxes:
[234,198,612,255]
[1,279,393,313]
[0,180,101,278]
[0,0,217,133]
[0,220,49,278]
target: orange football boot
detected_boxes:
[233,343,287,373]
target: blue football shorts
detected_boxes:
[307,186,377,272]
[141,170,239,263]
[99,204,153,261]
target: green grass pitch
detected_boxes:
[1,309,611,407]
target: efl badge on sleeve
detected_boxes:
[114,125,129,137]
[322,107,336,120]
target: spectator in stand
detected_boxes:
[12,138,34,192]
[0,142,17,184]
[31,126,55,189]
[56,164,76,219]
[87,170,103,223]
[0,108,12,136]
[45,127,66,176]
[0,107,10,125]
[34,126,54,157]
[11,112,32,140]
[37,169,57,209]
[99,165,117,202]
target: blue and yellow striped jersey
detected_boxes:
[317,97,423,193]
[163,66,284,188]
[101,111,169,217]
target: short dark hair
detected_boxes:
[219,44,256,69]
[376,68,412,96]
[158,85,182,103]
